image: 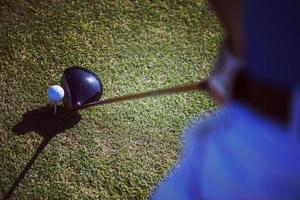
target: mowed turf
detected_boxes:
[0,0,221,199]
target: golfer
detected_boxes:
[152,0,300,199]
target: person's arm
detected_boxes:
[207,0,245,103]
[208,0,245,57]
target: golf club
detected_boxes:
[77,81,208,110]
[60,66,208,111]
[5,66,208,200]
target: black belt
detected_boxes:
[232,70,292,125]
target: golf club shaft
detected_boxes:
[77,80,208,110]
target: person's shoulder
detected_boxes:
[182,109,230,153]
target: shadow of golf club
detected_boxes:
[3,106,81,200]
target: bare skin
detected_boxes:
[208,0,245,57]
[207,0,245,103]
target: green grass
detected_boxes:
[0,0,221,199]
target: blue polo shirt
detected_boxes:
[152,103,300,199]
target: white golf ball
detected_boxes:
[48,85,65,103]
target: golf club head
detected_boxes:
[61,66,103,110]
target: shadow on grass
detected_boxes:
[3,106,81,200]
[12,106,81,138]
